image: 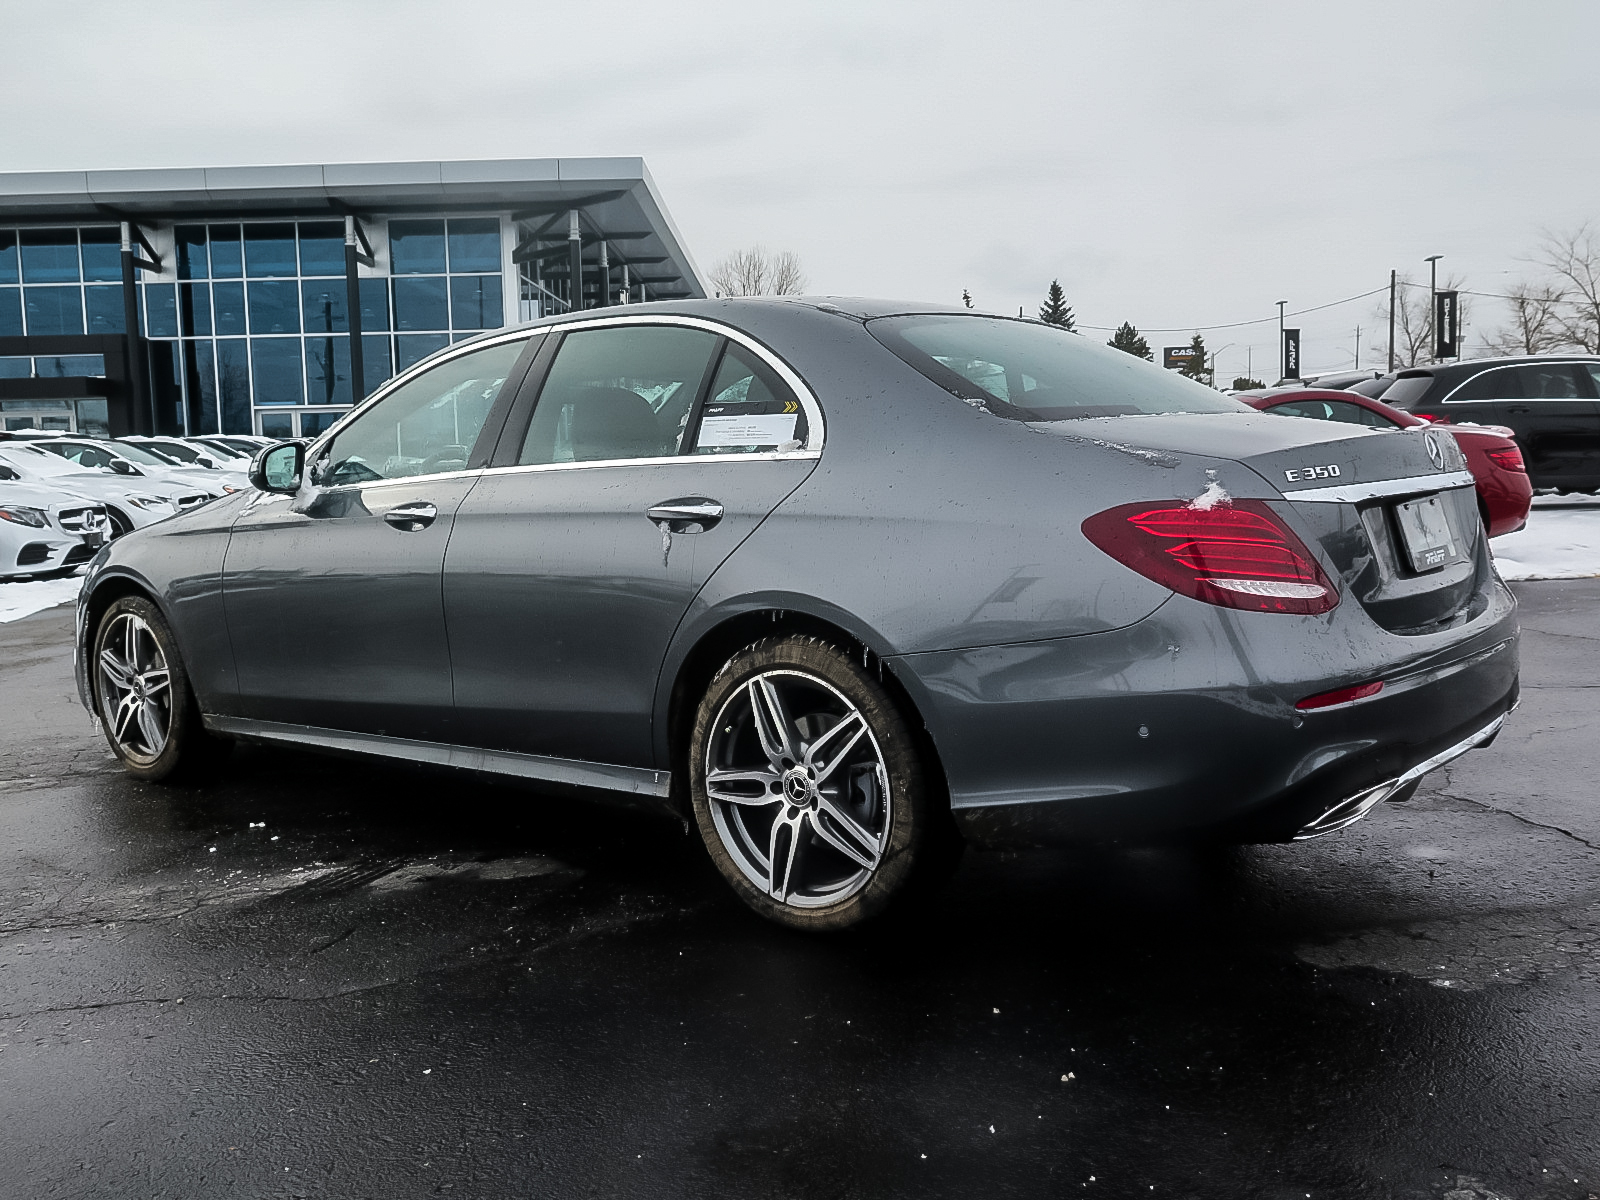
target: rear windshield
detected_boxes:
[1377,374,1436,409]
[867,315,1247,420]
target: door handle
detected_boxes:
[384,501,438,531]
[1506,405,1531,414]
[647,497,724,533]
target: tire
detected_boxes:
[105,507,134,539]
[688,635,959,931]
[91,595,230,782]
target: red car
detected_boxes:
[1236,388,1532,537]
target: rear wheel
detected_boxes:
[92,596,229,782]
[689,635,959,931]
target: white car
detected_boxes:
[184,436,260,463]
[36,437,244,499]
[117,436,251,492]
[0,445,208,538]
[0,477,109,578]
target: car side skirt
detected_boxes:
[203,715,673,800]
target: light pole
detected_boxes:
[1277,300,1287,380]
[1207,342,1235,389]
[1425,254,1443,361]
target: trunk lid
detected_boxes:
[1058,412,1486,633]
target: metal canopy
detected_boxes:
[0,157,706,300]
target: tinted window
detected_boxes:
[1348,375,1393,398]
[1376,374,1436,409]
[297,223,345,275]
[870,315,1244,419]
[80,229,121,282]
[1515,363,1583,398]
[1269,399,1396,428]
[447,218,501,272]
[520,325,720,465]
[1450,367,1522,402]
[1584,364,1600,396]
[320,338,527,485]
[20,230,79,283]
[692,342,807,454]
[244,224,298,277]
[390,220,446,275]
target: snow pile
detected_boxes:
[0,574,82,623]
[1492,495,1600,581]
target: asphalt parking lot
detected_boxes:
[1,582,1596,1200]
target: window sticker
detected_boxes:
[696,411,798,448]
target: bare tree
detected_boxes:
[1534,224,1600,352]
[1483,281,1570,355]
[1368,272,1472,368]
[709,246,807,297]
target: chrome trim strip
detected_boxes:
[203,715,671,797]
[1293,710,1508,840]
[1283,470,1475,504]
[479,449,820,478]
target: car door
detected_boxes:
[221,334,537,739]
[1442,362,1599,485]
[444,318,820,769]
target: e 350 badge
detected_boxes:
[1283,464,1342,483]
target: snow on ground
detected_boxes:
[1492,493,1600,581]
[0,574,82,623]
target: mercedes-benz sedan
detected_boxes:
[73,299,1519,930]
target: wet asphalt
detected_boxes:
[0,581,1596,1200]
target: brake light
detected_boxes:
[1082,499,1339,615]
[1485,446,1525,472]
[1297,680,1383,710]
[1414,413,1451,424]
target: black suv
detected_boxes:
[1357,355,1600,492]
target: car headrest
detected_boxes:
[569,387,665,461]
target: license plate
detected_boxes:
[81,531,105,549]
[1394,494,1461,572]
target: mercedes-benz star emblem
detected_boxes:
[1424,430,1446,470]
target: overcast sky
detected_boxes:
[3,0,1597,383]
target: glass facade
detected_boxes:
[2,216,508,437]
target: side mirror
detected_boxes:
[250,442,304,494]
[196,455,217,469]
[110,458,140,476]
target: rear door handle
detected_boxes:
[647,497,724,533]
[384,501,438,531]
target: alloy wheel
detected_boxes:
[97,612,173,766]
[705,669,892,908]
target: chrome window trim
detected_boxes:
[203,714,671,799]
[480,449,820,480]
[1440,360,1598,405]
[1284,470,1475,504]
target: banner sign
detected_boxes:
[1163,346,1200,370]
[1282,328,1301,380]
[1434,291,1459,359]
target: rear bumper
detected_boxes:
[891,585,1520,849]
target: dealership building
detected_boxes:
[0,158,705,439]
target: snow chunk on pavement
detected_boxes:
[0,575,81,623]
[1492,503,1600,580]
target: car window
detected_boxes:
[1269,399,1394,428]
[105,443,173,467]
[1584,364,1600,397]
[1515,363,1582,399]
[691,342,807,455]
[319,337,527,486]
[868,315,1245,420]
[1451,367,1522,403]
[1348,375,1393,398]
[520,325,721,465]
[148,440,206,464]
[1378,374,1435,408]
[59,443,114,468]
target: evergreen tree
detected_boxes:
[1038,280,1076,330]
[962,289,974,309]
[1231,376,1266,391]
[1178,332,1209,382]
[1107,321,1152,360]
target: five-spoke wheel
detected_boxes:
[690,636,958,930]
[92,596,227,781]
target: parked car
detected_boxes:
[190,435,274,458]
[0,478,108,578]
[1356,356,1600,492]
[36,437,244,499]
[1236,388,1532,537]
[1300,369,1383,391]
[0,444,207,537]
[182,437,255,463]
[74,300,1518,930]
[119,435,230,471]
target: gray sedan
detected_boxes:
[72,299,1519,929]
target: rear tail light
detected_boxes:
[1485,446,1525,473]
[1414,413,1451,423]
[1082,499,1339,615]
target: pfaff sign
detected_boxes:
[1434,291,1460,359]
[1163,346,1200,370]
[1282,328,1301,379]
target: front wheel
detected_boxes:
[92,596,229,782]
[689,635,958,931]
